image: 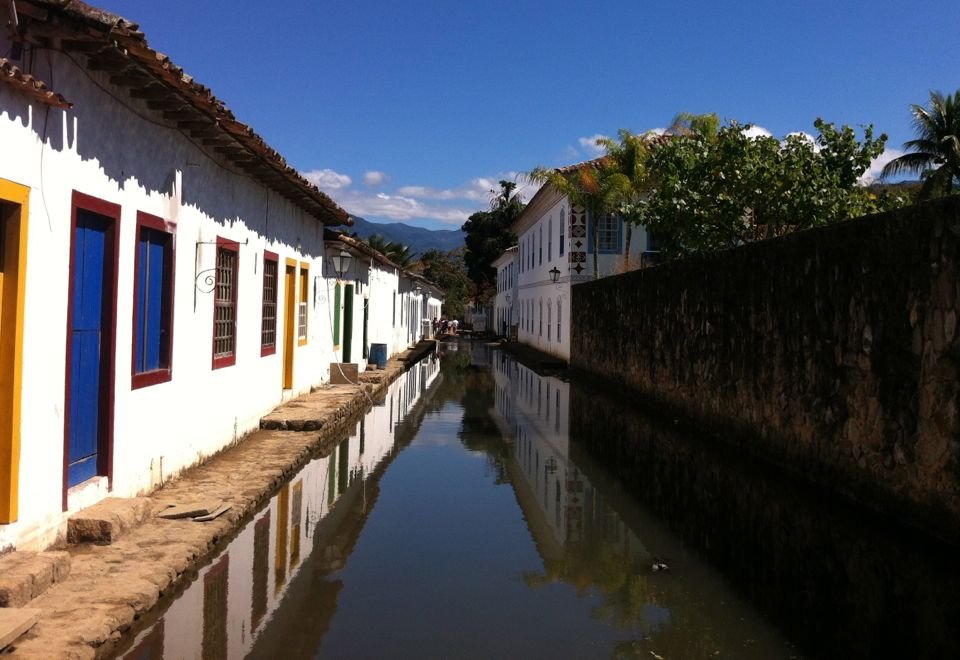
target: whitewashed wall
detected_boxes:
[513,193,652,361]
[0,45,342,550]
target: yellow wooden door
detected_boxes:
[0,179,28,523]
[282,262,296,389]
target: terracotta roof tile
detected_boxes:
[0,57,72,108]
[12,0,349,226]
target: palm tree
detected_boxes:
[361,234,416,268]
[596,130,656,271]
[882,90,960,199]
[528,159,628,279]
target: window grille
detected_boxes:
[298,301,307,340]
[261,258,277,351]
[214,246,236,361]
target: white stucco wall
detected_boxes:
[512,192,653,361]
[0,45,346,550]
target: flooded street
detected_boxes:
[116,341,960,660]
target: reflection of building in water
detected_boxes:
[491,351,648,571]
[120,358,441,659]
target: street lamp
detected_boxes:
[331,249,352,279]
[549,266,561,284]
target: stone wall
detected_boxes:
[570,196,960,542]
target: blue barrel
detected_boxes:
[370,343,388,369]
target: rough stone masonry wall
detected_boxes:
[571,196,960,542]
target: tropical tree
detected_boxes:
[461,180,521,298]
[596,129,657,271]
[362,234,416,268]
[881,89,960,199]
[528,159,629,279]
[419,248,470,318]
[636,117,892,256]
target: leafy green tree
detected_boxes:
[882,89,960,199]
[636,118,893,257]
[419,248,470,319]
[528,160,629,279]
[461,180,521,300]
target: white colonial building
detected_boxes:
[0,1,436,551]
[493,246,518,338]
[506,161,660,361]
[322,232,442,372]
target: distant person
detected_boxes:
[451,319,459,334]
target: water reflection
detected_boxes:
[567,369,960,660]
[116,342,959,660]
[119,355,441,659]
[490,350,795,659]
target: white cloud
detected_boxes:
[300,167,539,226]
[334,190,472,225]
[741,124,773,139]
[302,168,352,191]
[860,147,906,185]
[363,170,389,187]
[578,134,609,155]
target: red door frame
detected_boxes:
[62,191,120,510]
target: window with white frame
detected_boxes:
[595,213,621,253]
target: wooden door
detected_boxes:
[66,208,115,487]
[0,189,26,522]
[282,263,296,389]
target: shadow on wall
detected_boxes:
[8,48,322,255]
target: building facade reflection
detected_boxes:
[118,355,441,659]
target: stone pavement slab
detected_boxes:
[0,552,71,607]
[0,609,40,652]
[68,497,154,545]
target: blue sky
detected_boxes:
[97,0,959,230]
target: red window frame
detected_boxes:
[261,250,278,357]
[212,237,239,370]
[131,212,176,389]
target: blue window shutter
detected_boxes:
[145,234,165,370]
[135,237,148,372]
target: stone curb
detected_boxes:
[4,353,419,659]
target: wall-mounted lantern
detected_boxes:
[549,266,561,284]
[331,249,352,279]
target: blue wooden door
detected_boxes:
[67,210,110,487]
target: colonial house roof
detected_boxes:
[3,0,349,226]
[0,57,71,107]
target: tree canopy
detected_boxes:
[461,180,522,301]
[632,117,897,257]
[419,248,470,319]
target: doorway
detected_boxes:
[64,194,119,494]
[282,261,296,389]
[0,180,28,523]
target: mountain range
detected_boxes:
[346,216,465,257]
